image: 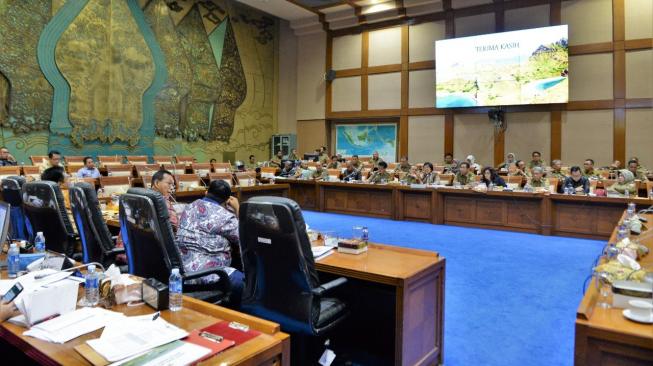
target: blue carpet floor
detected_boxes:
[302,211,605,366]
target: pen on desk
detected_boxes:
[152,311,160,321]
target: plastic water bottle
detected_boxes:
[35,232,46,253]
[169,268,183,312]
[435,175,441,186]
[627,203,636,218]
[361,227,369,244]
[7,243,19,278]
[85,264,99,306]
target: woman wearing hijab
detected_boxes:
[498,153,516,171]
[466,155,482,175]
[607,169,637,196]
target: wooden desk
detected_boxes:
[574,212,653,365]
[284,180,653,240]
[237,184,289,202]
[315,243,445,366]
[0,277,289,366]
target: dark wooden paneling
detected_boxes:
[614,107,626,165]
[444,112,454,155]
[476,199,506,226]
[506,200,541,229]
[289,182,318,210]
[403,191,432,221]
[444,196,475,223]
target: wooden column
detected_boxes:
[493,0,505,166]
[550,109,562,160]
[361,31,369,111]
[612,0,626,163]
[400,25,409,158]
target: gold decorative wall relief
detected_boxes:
[55,0,155,146]
[0,1,53,133]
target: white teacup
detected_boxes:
[628,299,653,319]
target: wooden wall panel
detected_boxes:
[561,0,612,45]
[453,114,494,167]
[408,21,446,62]
[332,76,362,111]
[504,112,551,163]
[625,108,653,169]
[369,27,402,66]
[504,4,549,31]
[625,50,653,98]
[368,73,401,110]
[454,12,494,37]
[408,115,445,163]
[568,54,613,101]
[624,0,653,40]
[561,110,613,167]
[297,119,327,156]
[332,33,362,70]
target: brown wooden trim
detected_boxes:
[401,24,409,113]
[444,112,454,155]
[550,110,561,160]
[549,0,561,25]
[613,49,626,100]
[613,108,625,163]
[326,33,333,117]
[408,60,435,71]
[624,38,653,51]
[368,64,402,74]
[568,42,613,55]
[408,108,446,116]
[566,100,614,110]
[625,98,653,109]
[361,31,369,111]
[399,115,409,157]
[612,0,625,42]
[396,0,406,17]
[326,109,402,119]
[335,68,363,77]
[285,0,329,30]
[494,128,505,167]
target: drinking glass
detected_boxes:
[594,271,612,309]
[322,231,338,247]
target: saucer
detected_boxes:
[622,309,653,324]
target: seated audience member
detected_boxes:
[318,146,329,165]
[288,148,299,161]
[278,161,296,177]
[607,170,637,196]
[401,166,420,184]
[368,161,391,184]
[326,155,339,169]
[498,152,516,171]
[454,162,475,186]
[396,156,411,173]
[466,155,482,175]
[209,158,217,164]
[548,159,566,179]
[443,153,458,173]
[608,160,621,171]
[268,150,284,168]
[77,156,101,178]
[40,150,64,173]
[150,169,180,229]
[563,166,590,194]
[582,159,598,178]
[342,161,361,181]
[480,167,506,188]
[310,164,328,180]
[527,151,547,170]
[0,147,17,166]
[627,159,648,181]
[245,155,258,170]
[351,155,361,170]
[528,167,549,189]
[420,162,437,184]
[336,153,344,163]
[511,160,529,177]
[41,166,76,229]
[370,151,384,169]
[176,180,244,307]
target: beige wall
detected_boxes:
[504,112,551,163]
[296,31,326,120]
[277,20,297,134]
[408,116,444,163]
[453,114,494,167]
[625,109,653,169]
[297,119,327,156]
[561,110,613,167]
[285,0,652,167]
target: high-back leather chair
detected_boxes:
[119,188,230,303]
[239,196,348,336]
[22,181,77,256]
[69,182,125,267]
[1,176,30,240]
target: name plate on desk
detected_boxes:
[410,184,427,189]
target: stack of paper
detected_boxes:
[23,307,124,344]
[312,246,334,261]
[87,314,189,362]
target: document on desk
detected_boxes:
[109,341,211,366]
[23,307,124,344]
[87,314,189,362]
[9,277,78,327]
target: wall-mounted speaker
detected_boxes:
[325,69,336,81]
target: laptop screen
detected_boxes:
[0,202,10,245]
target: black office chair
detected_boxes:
[22,181,77,257]
[69,182,126,269]
[1,176,30,240]
[119,187,230,304]
[239,196,349,336]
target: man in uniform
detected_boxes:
[368,161,391,184]
[443,153,458,173]
[582,159,598,178]
[0,147,17,166]
[454,162,475,186]
[527,151,547,170]
[396,156,411,173]
[627,159,648,181]
[269,150,284,168]
[528,167,549,189]
[548,159,566,179]
[246,155,259,170]
[370,151,384,169]
[342,161,361,181]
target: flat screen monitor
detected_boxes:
[435,25,568,108]
[0,202,10,245]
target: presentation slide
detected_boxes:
[435,25,568,108]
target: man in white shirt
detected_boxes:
[77,156,101,178]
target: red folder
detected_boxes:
[200,320,261,346]
[185,329,236,361]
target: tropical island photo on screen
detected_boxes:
[435,25,569,108]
